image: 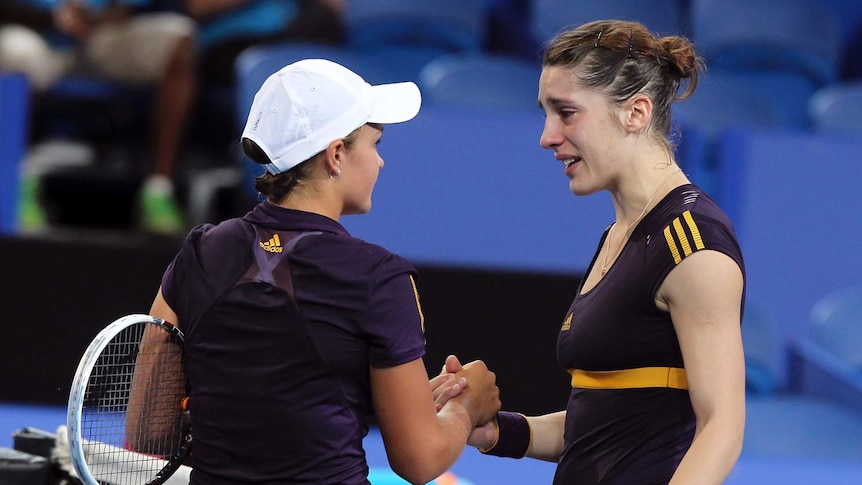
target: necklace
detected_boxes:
[600,167,682,276]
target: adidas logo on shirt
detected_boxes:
[260,234,283,253]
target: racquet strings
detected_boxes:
[81,320,186,483]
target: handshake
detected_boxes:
[430,355,501,449]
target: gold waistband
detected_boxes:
[568,367,687,390]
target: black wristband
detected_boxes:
[479,411,531,458]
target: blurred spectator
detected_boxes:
[0,0,197,235]
[184,0,345,89]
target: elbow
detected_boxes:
[389,456,448,485]
[729,419,745,460]
[387,442,453,485]
[391,467,441,485]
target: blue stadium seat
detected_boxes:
[740,299,862,460]
[672,69,816,200]
[342,0,490,87]
[713,130,862,389]
[673,75,779,137]
[742,306,781,396]
[674,69,817,135]
[417,53,541,112]
[690,0,844,86]
[344,0,487,52]
[744,394,862,460]
[786,287,862,422]
[810,287,862,371]
[808,81,862,136]
[529,0,686,46]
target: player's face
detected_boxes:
[538,66,625,196]
[341,124,384,215]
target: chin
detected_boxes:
[569,180,599,197]
[346,204,372,215]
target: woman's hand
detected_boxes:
[429,370,467,412]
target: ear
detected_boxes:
[322,139,346,176]
[625,94,653,133]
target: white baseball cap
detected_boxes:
[241,58,422,175]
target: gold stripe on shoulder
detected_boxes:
[673,218,693,257]
[663,225,682,264]
[409,275,425,332]
[682,210,705,250]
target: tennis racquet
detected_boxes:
[67,314,192,485]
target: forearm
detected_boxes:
[670,418,744,484]
[184,0,248,19]
[387,400,473,485]
[524,411,566,462]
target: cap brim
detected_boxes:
[367,82,422,124]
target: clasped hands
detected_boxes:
[429,355,500,449]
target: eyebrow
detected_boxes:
[539,96,572,109]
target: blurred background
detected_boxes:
[2,0,862,483]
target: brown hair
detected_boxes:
[542,19,704,150]
[243,126,361,204]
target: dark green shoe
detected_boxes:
[140,188,185,235]
[18,176,47,232]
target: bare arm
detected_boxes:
[183,0,250,19]
[371,358,500,484]
[126,288,185,454]
[657,250,746,484]
[524,412,566,462]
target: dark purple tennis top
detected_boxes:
[161,202,426,484]
[555,185,745,484]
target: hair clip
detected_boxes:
[594,28,604,48]
[627,28,635,59]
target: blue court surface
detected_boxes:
[3,401,862,484]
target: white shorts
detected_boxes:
[82,12,196,84]
[0,12,195,89]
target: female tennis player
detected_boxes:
[132,59,500,484]
[441,19,746,485]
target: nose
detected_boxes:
[540,118,561,150]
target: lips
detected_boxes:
[562,156,582,168]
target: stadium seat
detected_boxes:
[342,0,490,87]
[671,69,816,201]
[713,130,862,388]
[673,74,779,137]
[739,299,862,461]
[673,69,817,135]
[808,81,862,136]
[809,287,862,371]
[742,307,781,396]
[529,0,686,46]
[690,0,844,86]
[417,53,541,112]
[744,394,862,460]
[344,0,487,52]
[786,287,862,421]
